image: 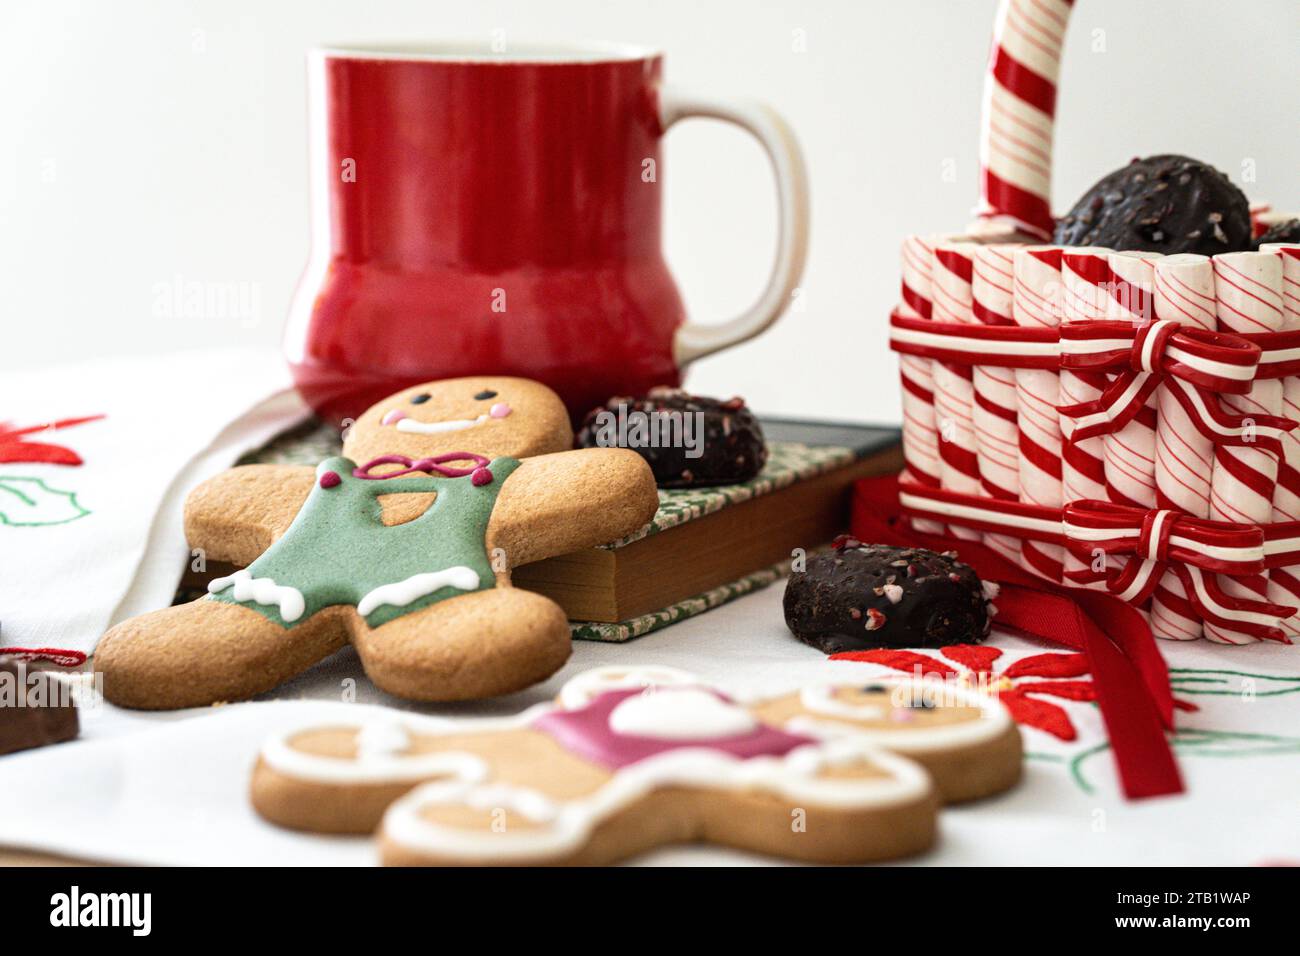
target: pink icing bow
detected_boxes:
[353,453,493,485]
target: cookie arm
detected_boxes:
[184,464,315,565]
[486,449,659,568]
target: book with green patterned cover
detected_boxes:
[221,418,901,643]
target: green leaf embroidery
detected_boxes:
[0,476,91,526]
[1168,668,1300,698]
[1069,728,1300,794]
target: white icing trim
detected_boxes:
[800,685,886,721]
[356,721,411,760]
[356,566,480,617]
[395,414,489,435]
[381,737,931,862]
[208,569,306,623]
[258,669,1012,794]
[262,724,490,785]
[460,784,560,823]
[788,680,1012,754]
[556,665,701,709]
[607,688,758,740]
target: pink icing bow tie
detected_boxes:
[353,453,494,486]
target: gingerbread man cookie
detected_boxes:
[96,378,658,709]
[251,666,1022,865]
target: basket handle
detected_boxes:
[975,0,1073,239]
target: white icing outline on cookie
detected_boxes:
[787,680,1012,754]
[381,737,932,863]
[355,721,411,760]
[799,685,887,721]
[262,720,496,785]
[259,663,1032,859]
[258,668,1015,794]
[607,687,758,740]
[459,783,561,823]
[557,665,699,709]
[356,566,480,617]
[208,569,306,623]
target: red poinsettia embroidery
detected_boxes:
[832,645,1195,742]
[0,415,104,466]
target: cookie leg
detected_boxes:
[351,587,570,702]
[378,741,939,865]
[96,599,349,709]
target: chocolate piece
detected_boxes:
[1053,155,1251,256]
[1252,218,1300,250]
[783,538,995,653]
[576,387,767,488]
[0,656,79,757]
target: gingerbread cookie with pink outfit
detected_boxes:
[96,378,658,709]
[251,665,1022,865]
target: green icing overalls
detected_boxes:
[208,455,519,628]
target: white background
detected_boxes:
[3,0,1296,423]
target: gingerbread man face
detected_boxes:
[251,666,1023,865]
[342,376,573,465]
[96,379,659,710]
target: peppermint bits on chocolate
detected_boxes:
[575,387,767,489]
[783,542,995,653]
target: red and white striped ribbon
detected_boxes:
[890,313,1299,461]
[930,241,983,540]
[1063,501,1293,645]
[895,475,1297,643]
[976,0,1073,238]
[1056,320,1291,456]
[1205,251,1287,643]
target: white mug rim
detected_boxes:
[312,39,663,65]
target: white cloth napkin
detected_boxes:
[0,348,308,663]
[3,585,1299,865]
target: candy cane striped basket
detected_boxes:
[892,0,1300,644]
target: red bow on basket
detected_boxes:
[1057,319,1297,455]
[852,475,1184,800]
[889,312,1300,459]
[1062,500,1296,644]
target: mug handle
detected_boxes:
[658,85,811,367]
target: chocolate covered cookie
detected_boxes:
[576,387,767,488]
[784,538,996,654]
[1053,155,1251,256]
[0,656,79,757]
[1253,218,1300,250]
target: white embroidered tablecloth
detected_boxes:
[0,349,308,664]
[2,583,1297,866]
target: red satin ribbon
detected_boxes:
[1057,320,1297,456]
[851,475,1183,800]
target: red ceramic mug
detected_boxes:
[285,41,809,425]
